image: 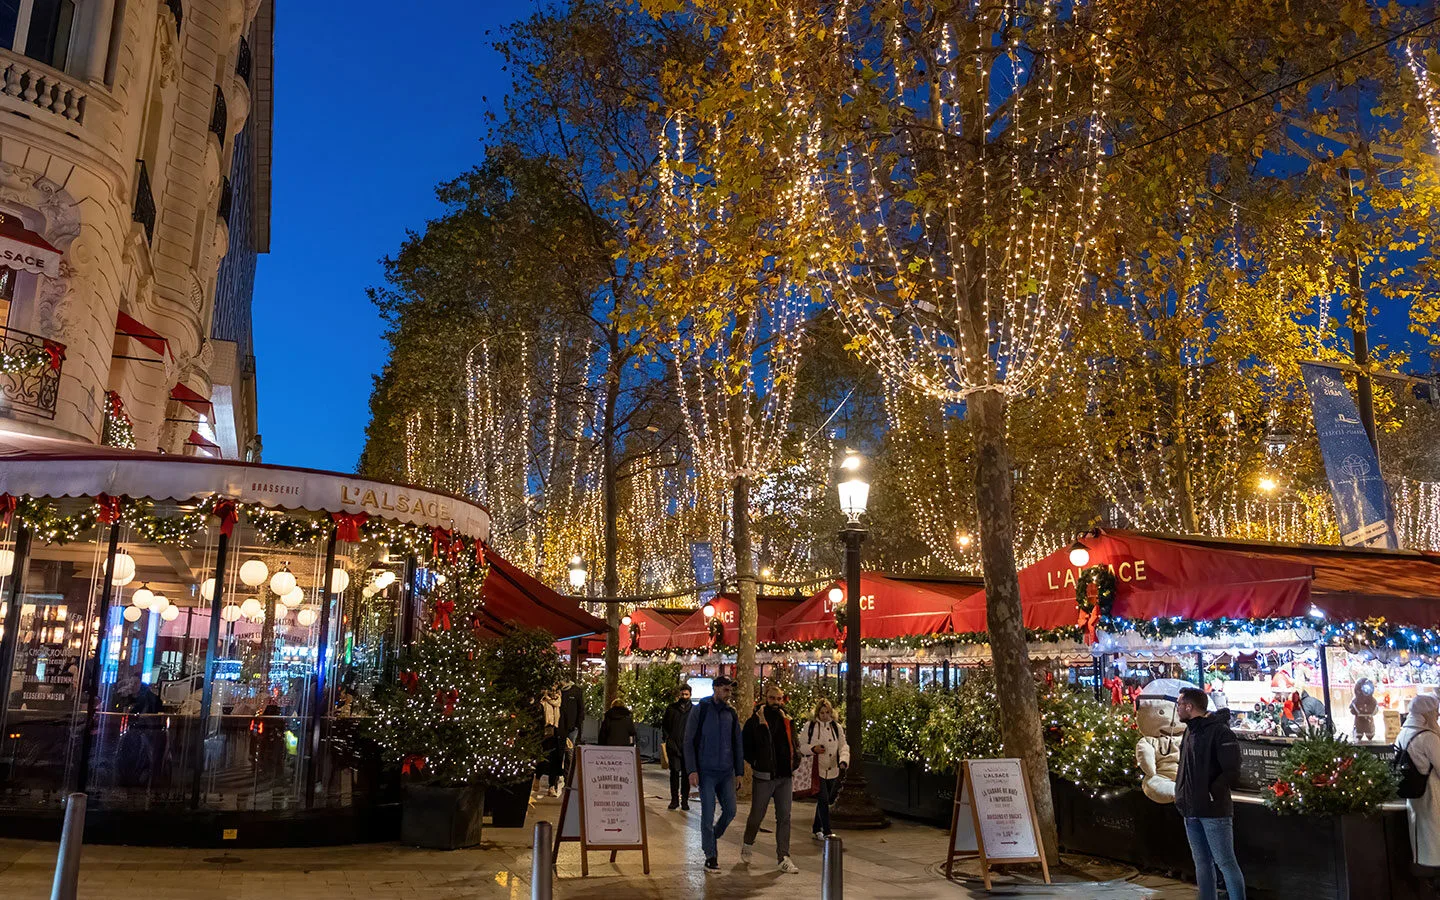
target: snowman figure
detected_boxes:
[1135,678,1197,804]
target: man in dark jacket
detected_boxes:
[661,684,693,809]
[740,684,802,874]
[1175,686,1245,900]
[683,675,744,875]
[557,680,584,784]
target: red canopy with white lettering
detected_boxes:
[950,529,1314,631]
[773,572,981,642]
[668,594,800,648]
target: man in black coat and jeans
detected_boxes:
[740,684,802,874]
[662,684,693,809]
[1175,686,1245,900]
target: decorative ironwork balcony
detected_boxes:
[0,326,64,419]
[209,84,227,144]
[218,175,232,225]
[236,37,251,87]
[164,0,183,34]
[133,160,155,243]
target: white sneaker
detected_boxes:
[739,843,753,864]
[778,856,800,874]
[813,831,825,842]
[547,786,559,797]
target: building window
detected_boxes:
[0,266,15,328]
[0,0,75,72]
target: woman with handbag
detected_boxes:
[801,698,850,840]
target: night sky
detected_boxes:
[252,1,527,473]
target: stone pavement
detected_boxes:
[0,769,1199,899]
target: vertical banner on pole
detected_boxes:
[690,542,716,605]
[1299,363,1397,548]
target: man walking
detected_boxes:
[1175,686,1245,900]
[684,675,744,875]
[741,684,802,874]
[662,684,693,810]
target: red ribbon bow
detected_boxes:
[95,494,122,524]
[437,688,459,716]
[474,540,486,568]
[211,499,239,536]
[398,670,419,693]
[402,754,426,775]
[0,494,16,526]
[430,527,462,564]
[331,511,369,543]
[42,340,65,371]
[1077,605,1100,644]
[433,599,455,631]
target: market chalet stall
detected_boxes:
[0,433,603,845]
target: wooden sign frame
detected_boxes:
[944,758,1051,890]
[552,744,651,876]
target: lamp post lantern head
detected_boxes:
[1258,475,1278,494]
[837,452,870,523]
[621,614,632,626]
[828,586,843,605]
[1068,540,1090,568]
[702,603,716,619]
[567,555,587,591]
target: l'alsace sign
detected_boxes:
[1043,559,1149,593]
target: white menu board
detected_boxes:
[965,758,1039,860]
[579,746,643,846]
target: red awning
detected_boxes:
[171,383,214,417]
[668,594,801,648]
[186,430,221,452]
[773,572,981,642]
[0,211,62,277]
[627,607,691,651]
[951,529,1314,632]
[481,549,607,641]
[115,310,170,359]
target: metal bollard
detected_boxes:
[50,792,86,900]
[531,820,554,900]
[821,834,843,900]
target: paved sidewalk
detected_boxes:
[0,769,1198,899]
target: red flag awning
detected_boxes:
[481,549,607,641]
[115,310,170,359]
[171,382,214,417]
[773,572,980,642]
[951,529,1314,632]
[186,430,221,452]
[0,212,62,277]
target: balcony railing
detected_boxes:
[236,37,251,87]
[218,175,232,225]
[0,48,88,125]
[209,84,227,144]
[0,326,64,419]
[164,0,183,34]
[133,160,155,243]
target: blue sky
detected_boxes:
[252,1,530,473]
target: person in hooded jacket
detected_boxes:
[801,698,849,839]
[661,684,693,809]
[1175,686,1245,900]
[598,697,636,746]
[1397,693,1440,867]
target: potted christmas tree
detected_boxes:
[369,575,554,849]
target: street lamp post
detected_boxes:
[828,452,889,829]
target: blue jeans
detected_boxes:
[1184,816,1245,900]
[698,770,737,860]
[812,777,839,835]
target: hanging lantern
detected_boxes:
[123,606,142,622]
[220,604,241,623]
[160,604,180,622]
[131,586,155,610]
[296,607,318,627]
[330,568,350,593]
[270,568,296,596]
[239,559,269,588]
[239,597,263,619]
[200,578,216,602]
[0,548,14,577]
[273,604,289,620]
[281,587,304,609]
[107,552,137,586]
[150,595,169,615]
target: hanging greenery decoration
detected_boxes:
[1075,565,1117,616]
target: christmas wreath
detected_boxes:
[628,620,641,652]
[833,598,848,634]
[707,615,725,649]
[1074,565,1117,643]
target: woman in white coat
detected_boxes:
[801,698,850,839]
[1398,693,1440,867]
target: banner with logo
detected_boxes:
[690,541,716,604]
[1299,363,1397,548]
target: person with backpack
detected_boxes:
[1397,693,1440,866]
[802,698,849,840]
[683,675,745,875]
[1175,686,1245,900]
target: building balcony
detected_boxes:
[218,175,232,225]
[237,37,252,87]
[0,47,89,127]
[209,85,228,145]
[0,325,64,419]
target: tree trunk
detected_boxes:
[1172,383,1199,534]
[602,346,621,706]
[969,388,1059,864]
[731,473,757,719]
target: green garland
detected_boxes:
[0,342,50,374]
[122,501,209,544]
[246,505,329,548]
[14,497,99,544]
[1076,565,1117,615]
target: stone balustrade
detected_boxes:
[0,49,87,125]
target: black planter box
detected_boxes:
[863,760,954,827]
[484,780,531,829]
[400,783,484,850]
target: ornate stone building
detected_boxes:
[0,0,272,456]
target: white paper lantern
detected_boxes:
[150,595,169,615]
[296,607,318,627]
[220,604,241,622]
[281,587,304,609]
[0,548,14,577]
[239,597,263,619]
[160,604,180,622]
[361,586,375,599]
[108,552,136,586]
[330,568,350,593]
[239,559,269,588]
[375,570,396,590]
[131,587,155,610]
[123,605,142,622]
[269,570,296,596]
[273,604,288,620]
[200,578,216,602]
